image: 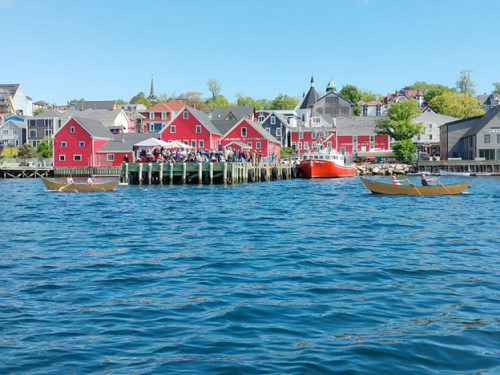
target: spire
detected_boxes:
[326,78,337,93]
[310,76,314,87]
[148,75,157,103]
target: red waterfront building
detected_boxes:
[53,116,114,167]
[159,105,222,150]
[221,118,281,157]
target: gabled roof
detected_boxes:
[70,116,115,139]
[336,116,388,136]
[74,100,117,110]
[146,102,172,112]
[97,133,153,152]
[0,84,20,96]
[159,106,222,136]
[365,100,383,106]
[300,85,319,109]
[70,109,126,122]
[462,106,500,138]
[211,106,254,134]
[0,119,25,130]
[165,99,185,111]
[225,118,280,144]
[34,109,61,118]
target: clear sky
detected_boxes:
[3,0,499,105]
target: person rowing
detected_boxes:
[392,175,411,186]
[421,174,439,186]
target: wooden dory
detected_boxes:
[360,178,472,195]
[42,177,119,192]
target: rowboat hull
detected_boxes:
[41,178,119,192]
[300,160,356,178]
[361,178,472,195]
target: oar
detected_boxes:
[409,182,422,196]
[59,183,73,191]
[437,179,452,195]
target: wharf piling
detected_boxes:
[121,162,299,185]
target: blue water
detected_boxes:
[1,176,500,374]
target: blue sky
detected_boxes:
[3,0,499,104]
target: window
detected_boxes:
[311,131,316,138]
[191,140,196,148]
[497,134,500,143]
[313,117,321,124]
[299,132,303,140]
[183,111,189,119]
[429,135,433,140]
[485,134,491,143]
[429,124,433,129]
[149,124,154,132]
[1,130,7,135]
[70,126,75,133]
[183,140,189,145]
[199,140,204,149]
[276,128,282,136]
[30,130,37,138]
[247,142,252,148]
[370,135,375,142]
[107,154,114,161]
[149,112,154,120]
[258,115,265,122]
[73,155,82,161]
[256,142,261,149]
[161,112,166,120]
[61,141,67,147]
[270,116,276,125]
[312,142,317,149]
[298,142,302,150]
[170,125,176,133]
[44,129,52,137]
[376,105,381,116]
[304,142,309,150]
[327,141,332,148]
[479,149,495,160]
[417,135,421,141]
[241,127,247,137]
[196,125,201,133]
[59,155,65,161]
[79,141,85,147]
[342,107,349,115]
[353,136,357,143]
[13,130,19,135]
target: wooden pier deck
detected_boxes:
[0,166,53,179]
[417,160,500,175]
[121,162,300,185]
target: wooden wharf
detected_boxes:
[0,166,53,179]
[121,162,300,185]
[416,160,500,175]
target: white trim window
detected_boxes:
[59,155,66,161]
[161,112,167,120]
[304,142,309,150]
[196,125,201,133]
[61,141,67,148]
[199,140,204,149]
[29,129,37,138]
[184,140,189,145]
[270,116,276,125]
[70,126,75,133]
[241,127,247,137]
[170,125,176,133]
[298,142,302,150]
[107,154,114,161]
[149,124,154,132]
[79,141,85,147]
[256,142,261,149]
[258,115,265,122]
[247,142,252,148]
[276,128,282,136]
[73,155,82,161]
[183,111,189,119]
[299,132,303,140]
[191,140,196,148]
[149,112,154,120]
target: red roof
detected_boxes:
[147,102,172,112]
[366,100,383,106]
[165,100,185,112]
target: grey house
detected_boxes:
[26,109,63,147]
[210,106,255,135]
[440,106,500,160]
[260,111,291,147]
[0,119,26,147]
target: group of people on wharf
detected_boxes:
[392,174,441,186]
[131,146,277,164]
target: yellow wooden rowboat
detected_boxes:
[41,177,119,192]
[360,177,472,195]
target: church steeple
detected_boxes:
[310,76,314,87]
[326,78,337,93]
[148,75,157,103]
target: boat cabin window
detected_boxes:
[303,155,308,160]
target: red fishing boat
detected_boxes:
[299,132,356,178]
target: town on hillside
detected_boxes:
[1,75,499,168]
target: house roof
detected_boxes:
[70,109,126,122]
[415,112,458,124]
[34,109,61,118]
[300,85,319,109]
[0,119,25,130]
[211,106,254,135]
[226,118,280,144]
[0,84,20,96]
[165,99,185,111]
[146,102,172,112]
[97,133,153,152]
[365,100,383,106]
[71,116,115,139]
[188,106,222,135]
[74,100,117,110]
[462,106,500,138]
[336,116,388,136]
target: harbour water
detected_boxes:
[1,176,500,374]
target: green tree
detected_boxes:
[212,95,229,107]
[270,94,299,110]
[254,98,271,110]
[456,69,477,96]
[392,138,417,162]
[360,89,382,103]
[339,84,362,116]
[492,82,500,95]
[35,100,49,107]
[37,137,53,158]
[18,143,38,158]
[70,98,85,105]
[207,79,221,100]
[375,100,424,141]
[136,97,152,108]
[177,91,209,112]
[33,108,45,116]
[409,81,455,104]
[130,92,146,104]
[429,92,484,119]
[117,99,128,105]
[281,147,293,157]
